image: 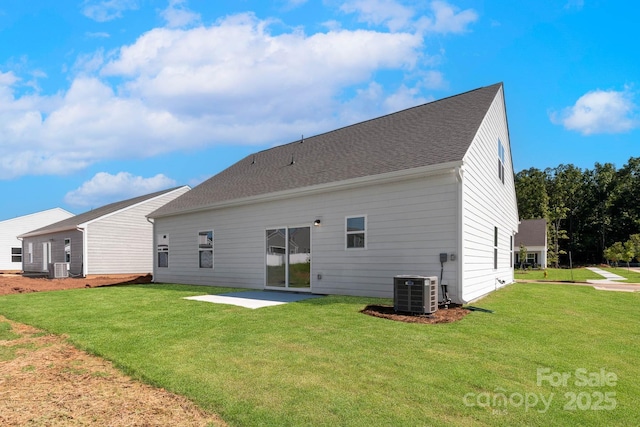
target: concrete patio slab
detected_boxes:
[184,290,324,309]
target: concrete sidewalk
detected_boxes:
[585,267,625,282]
[585,267,640,292]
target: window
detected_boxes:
[11,247,22,263]
[346,216,366,249]
[198,230,213,268]
[494,227,498,269]
[64,238,71,263]
[28,243,33,264]
[498,139,505,184]
[157,234,169,268]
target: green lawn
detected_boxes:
[0,283,638,426]
[515,267,640,283]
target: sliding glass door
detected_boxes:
[266,226,311,289]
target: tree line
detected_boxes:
[515,157,640,266]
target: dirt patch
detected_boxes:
[361,304,471,324]
[0,273,152,295]
[0,317,224,426]
[0,274,225,426]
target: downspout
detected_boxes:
[147,217,155,283]
[16,237,23,273]
[77,227,87,277]
[455,164,465,303]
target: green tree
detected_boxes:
[622,241,635,269]
[603,242,624,267]
[515,168,549,220]
[611,158,640,243]
[629,234,640,262]
[547,206,569,268]
[545,166,579,267]
[583,163,617,263]
[518,243,528,269]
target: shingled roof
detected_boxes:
[19,186,188,238]
[150,83,503,218]
[515,219,547,247]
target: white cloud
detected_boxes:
[283,0,308,9]
[551,88,638,135]
[64,172,177,208]
[160,0,201,28]
[0,12,427,179]
[341,0,477,34]
[0,71,19,86]
[382,84,430,113]
[564,0,585,11]
[86,32,111,38]
[82,0,139,22]
[422,70,448,90]
[416,1,478,34]
[340,0,414,31]
[338,81,431,124]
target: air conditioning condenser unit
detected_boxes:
[393,275,438,314]
[49,262,68,279]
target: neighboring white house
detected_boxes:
[0,208,74,272]
[148,83,519,304]
[19,186,190,277]
[514,218,548,269]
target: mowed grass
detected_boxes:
[515,267,640,283]
[0,283,639,426]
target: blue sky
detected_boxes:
[1,0,638,219]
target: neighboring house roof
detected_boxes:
[150,83,504,218]
[0,207,73,225]
[19,186,189,238]
[515,219,547,247]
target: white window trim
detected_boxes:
[498,139,506,184]
[157,234,169,268]
[345,215,367,250]
[64,238,71,263]
[198,230,214,269]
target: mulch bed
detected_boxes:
[361,304,471,324]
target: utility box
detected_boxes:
[393,275,438,314]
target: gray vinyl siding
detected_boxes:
[461,86,519,302]
[21,229,83,275]
[85,187,190,275]
[153,173,459,298]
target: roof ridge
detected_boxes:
[251,82,503,155]
[150,82,504,217]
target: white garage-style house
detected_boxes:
[0,208,74,272]
[19,186,189,278]
[148,83,519,304]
